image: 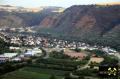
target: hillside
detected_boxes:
[0,6,63,27]
[45,5,119,50]
[0,5,120,50]
[54,5,120,36]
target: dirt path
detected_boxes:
[77,60,90,70]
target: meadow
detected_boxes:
[1,67,65,79]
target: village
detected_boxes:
[0,28,120,79]
[0,30,119,66]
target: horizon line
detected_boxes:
[0,2,120,8]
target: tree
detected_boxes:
[49,74,56,79]
[78,76,85,79]
[74,48,81,52]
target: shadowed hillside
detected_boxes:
[42,5,120,50]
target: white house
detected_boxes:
[0,58,7,63]
[0,53,18,62]
[12,57,21,61]
[24,48,42,57]
[9,46,20,50]
[0,53,18,58]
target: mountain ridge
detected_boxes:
[41,5,120,50]
[0,5,120,50]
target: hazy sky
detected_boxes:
[1,0,120,8]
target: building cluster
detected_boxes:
[0,47,42,63]
[102,47,117,55]
[0,31,118,63]
[2,33,117,54]
[8,35,95,49]
[0,27,35,33]
[0,53,18,63]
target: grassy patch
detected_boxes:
[22,67,69,76]
[2,67,64,79]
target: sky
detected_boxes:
[0,0,120,8]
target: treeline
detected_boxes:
[49,51,76,60]
[28,58,87,72]
[36,58,87,67]
[0,38,11,54]
[0,62,25,75]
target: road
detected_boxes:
[43,51,50,59]
[114,53,120,60]
[77,60,91,70]
[42,48,52,59]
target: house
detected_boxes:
[107,52,115,55]
[0,57,8,63]
[0,53,18,62]
[9,46,20,50]
[0,53,18,58]
[24,48,42,57]
[12,57,21,61]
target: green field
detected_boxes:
[1,67,65,79]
